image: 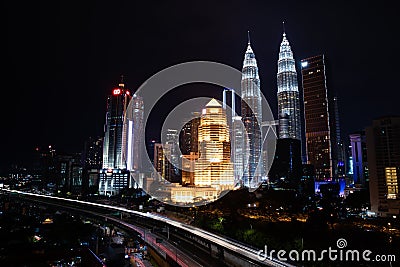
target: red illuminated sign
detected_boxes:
[113,88,121,95]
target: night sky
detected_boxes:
[4,1,399,173]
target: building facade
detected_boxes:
[82,136,103,194]
[232,115,245,186]
[349,131,369,187]
[300,55,339,181]
[366,116,400,216]
[153,143,176,182]
[99,79,138,195]
[277,31,302,141]
[194,99,234,191]
[102,82,132,170]
[241,34,263,189]
[268,138,302,189]
[124,93,144,173]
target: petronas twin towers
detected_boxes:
[240,35,263,188]
[239,27,301,189]
[276,31,302,140]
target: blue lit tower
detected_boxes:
[241,32,262,189]
[277,27,302,140]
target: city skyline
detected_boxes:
[3,2,400,266]
[3,1,399,173]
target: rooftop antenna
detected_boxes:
[119,74,125,88]
[247,30,251,44]
[282,21,286,36]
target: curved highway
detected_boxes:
[3,189,296,267]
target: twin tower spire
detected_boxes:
[242,23,301,140]
[238,23,302,188]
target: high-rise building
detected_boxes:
[349,131,369,187]
[277,30,302,141]
[366,116,400,217]
[166,99,235,205]
[153,143,172,182]
[32,145,57,186]
[333,96,346,178]
[300,55,339,181]
[268,138,302,189]
[165,129,180,183]
[153,143,163,179]
[180,121,192,156]
[153,139,180,183]
[194,99,234,190]
[179,113,201,155]
[241,33,263,189]
[102,81,132,170]
[232,116,245,186]
[124,93,144,173]
[99,79,133,196]
[81,136,103,194]
[147,139,157,165]
[82,136,103,170]
[46,151,83,194]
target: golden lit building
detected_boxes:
[167,99,235,205]
[170,184,218,203]
[194,99,234,191]
[386,167,398,200]
[181,152,199,185]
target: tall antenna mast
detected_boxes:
[283,21,286,35]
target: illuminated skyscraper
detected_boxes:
[165,129,181,183]
[277,29,302,140]
[194,99,234,190]
[232,116,245,186]
[241,33,262,188]
[99,78,137,195]
[300,55,339,181]
[102,81,131,170]
[180,121,193,155]
[124,93,144,172]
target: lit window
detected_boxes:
[386,167,398,199]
